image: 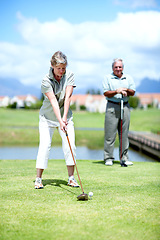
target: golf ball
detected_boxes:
[89,192,93,197]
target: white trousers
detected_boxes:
[36,116,76,169]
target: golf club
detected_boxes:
[65,130,88,201]
[120,95,127,167]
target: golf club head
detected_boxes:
[121,162,128,167]
[77,193,88,201]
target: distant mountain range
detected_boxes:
[136,78,160,93]
[0,78,41,98]
[0,77,159,98]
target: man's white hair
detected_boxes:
[112,58,124,69]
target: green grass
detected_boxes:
[0,160,160,240]
[0,109,160,239]
[73,111,105,128]
[0,108,160,130]
[0,108,39,127]
[129,108,160,133]
[0,108,160,147]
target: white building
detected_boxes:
[71,94,106,113]
[10,94,38,108]
[0,96,10,107]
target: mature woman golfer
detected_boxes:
[35,51,79,189]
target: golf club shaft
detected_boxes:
[120,99,123,120]
[120,95,123,160]
[65,131,84,193]
[120,118,123,160]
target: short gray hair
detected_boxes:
[112,58,124,69]
[51,51,68,66]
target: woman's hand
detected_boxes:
[62,116,68,132]
[45,91,67,132]
[60,120,67,132]
[62,116,68,124]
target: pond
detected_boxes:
[0,146,158,162]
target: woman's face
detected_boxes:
[52,63,66,79]
[113,61,123,78]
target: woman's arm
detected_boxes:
[45,91,66,132]
[63,86,73,123]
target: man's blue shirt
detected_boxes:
[102,72,136,102]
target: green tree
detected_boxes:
[7,102,17,109]
[86,89,101,95]
[128,96,139,108]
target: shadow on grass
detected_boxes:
[42,179,77,195]
[43,179,68,186]
[92,160,104,165]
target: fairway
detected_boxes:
[0,159,159,240]
[0,108,160,148]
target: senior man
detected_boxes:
[102,58,136,166]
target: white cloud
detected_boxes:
[0,10,160,92]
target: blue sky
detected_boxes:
[1,0,159,42]
[0,0,160,93]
